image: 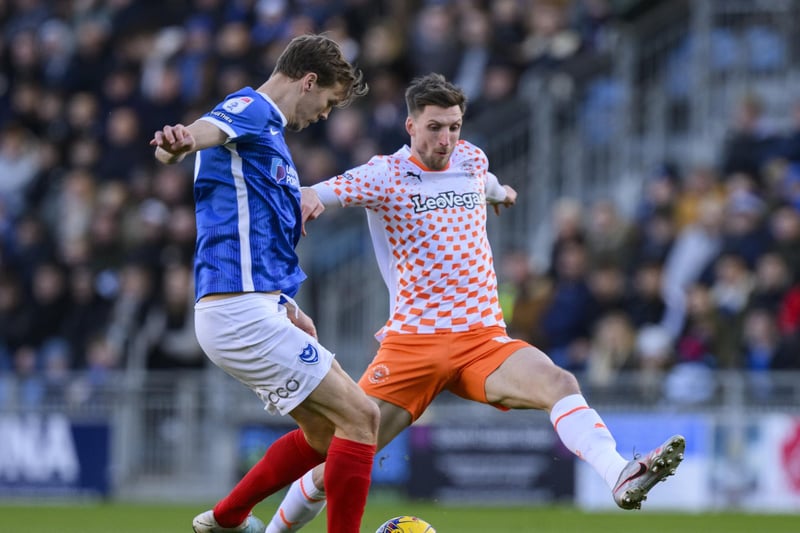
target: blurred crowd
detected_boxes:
[499,90,800,402]
[1,0,797,410]
[0,0,618,407]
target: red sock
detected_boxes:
[214,429,325,527]
[324,436,376,533]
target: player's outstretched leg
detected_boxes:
[193,428,325,532]
[192,510,266,533]
[613,434,686,510]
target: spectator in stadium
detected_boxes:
[149,34,378,533]
[0,269,33,363]
[546,196,586,277]
[665,283,721,405]
[0,123,41,216]
[635,163,680,223]
[720,92,783,188]
[520,0,583,72]
[584,199,637,271]
[452,6,493,102]
[588,263,630,319]
[673,165,727,230]
[585,311,637,388]
[626,260,667,327]
[361,68,408,154]
[140,261,205,370]
[266,73,685,533]
[720,189,770,269]
[709,253,754,367]
[634,210,676,268]
[747,252,792,314]
[768,204,800,280]
[740,307,785,371]
[407,3,460,79]
[660,196,725,338]
[10,345,44,408]
[96,106,148,183]
[539,239,595,370]
[60,264,110,369]
[634,324,675,399]
[25,261,70,350]
[462,60,530,150]
[496,249,553,345]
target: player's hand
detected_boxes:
[300,187,325,236]
[150,124,196,164]
[492,185,517,215]
[287,304,318,339]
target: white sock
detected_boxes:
[265,469,327,533]
[550,393,629,490]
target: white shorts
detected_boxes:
[194,293,335,416]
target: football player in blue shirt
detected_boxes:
[150,34,378,533]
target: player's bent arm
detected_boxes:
[300,187,327,234]
[485,172,509,203]
[152,120,229,165]
[185,119,230,151]
[299,180,350,235]
[500,185,517,205]
[485,173,518,215]
[309,182,342,208]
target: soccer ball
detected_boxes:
[375,516,436,533]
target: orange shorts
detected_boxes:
[358,326,530,422]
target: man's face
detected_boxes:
[407,104,462,170]
[288,79,345,132]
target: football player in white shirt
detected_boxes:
[266,73,684,532]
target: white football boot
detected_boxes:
[613,434,686,510]
[192,510,266,533]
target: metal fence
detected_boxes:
[1,369,799,503]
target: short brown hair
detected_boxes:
[274,34,368,107]
[405,73,466,116]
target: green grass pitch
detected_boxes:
[2,502,798,533]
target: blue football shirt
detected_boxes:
[192,87,305,300]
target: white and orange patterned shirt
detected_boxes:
[313,140,508,340]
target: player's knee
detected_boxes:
[305,430,334,455]
[550,367,580,399]
[346,393,380,443]
[299,418,335,455]
[358,395,381,437]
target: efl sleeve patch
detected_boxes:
[222,96,254,114]
[207,91,268,141]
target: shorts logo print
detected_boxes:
[266,378,300,405]
[299,343,320,364]
[368,363,390,384]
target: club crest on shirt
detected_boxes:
[368,363,390,384]
[222,96,253,114]
[461,161,479,180]
[299,343,319,364]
